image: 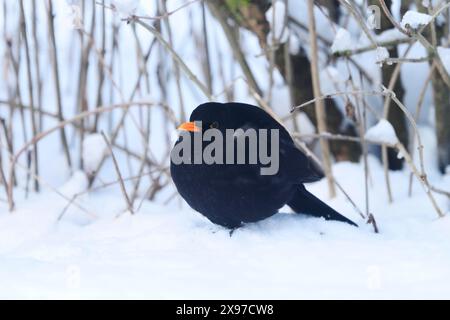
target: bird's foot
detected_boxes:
[228,222,244,237]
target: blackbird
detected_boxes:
[170,102,357,229]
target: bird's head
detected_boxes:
[177,102,262,135]
[177,102,229,135]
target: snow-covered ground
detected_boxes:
[1,157,449,299]
[1,0,450,299]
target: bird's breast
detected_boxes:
[171,162,294,226]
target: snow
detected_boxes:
[82,134,109,174]
[376,28,408,43]
[265,1,289,44]
[331,28,354,54]
[269,85,316,140]
[401,11,432,29]
[1,0,450,300]
[111,0,140,16]
[320,65,347,96]
[1,159,450,299]
[288,34,301,55]
[294,112,316,143]
[59,171,88,199]
[365,119,399,145]
[375,47,390,65]
[287,0,336,46]
[66,4,83,30]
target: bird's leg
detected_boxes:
[228,222,244,237]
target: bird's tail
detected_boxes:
[287,185,358,226]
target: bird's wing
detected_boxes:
[279,138,324,183]
[225,103,324,183]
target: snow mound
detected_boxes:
[401,11,432,29]
[288,34,301,55]
[59,171,88,198]
[365,119,398,145]
[376,47,390,65]
[82,134,109,174]
[331,28,354,54]
[2,160,450,299]
[376,28,407,43]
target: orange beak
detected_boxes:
[177,121,200,132]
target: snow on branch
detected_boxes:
[365,119,399,146]
[401,11,432,30]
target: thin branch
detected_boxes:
[7,101,159,210]
[101,132,134,214]
[19,0,39,192]
[382,56,431,64]
[307,0,335,198]
[131,16,214,100]
[207,1,263,97]
[291,89,387,112]
[378,0,408,35]
[115,0,201,21]
[333,39,412,57]
[47,0,72,170]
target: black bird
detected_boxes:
[170,102,357,229]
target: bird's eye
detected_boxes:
[210,121,219,129]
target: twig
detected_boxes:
[423,2,450,29]
[201,1,213,95]
[101,131,134,214]
[293,131,446,218]
[0,141,13,210]
[380,44,414,204]
[93,0,107,131]
[7,101,157,210]
[333,38,412,57]
[353,72,370,216]
[288,15,376,83]
[431,186,450,198]
[1,144,96,218]
[31,0,42,130]
[113,0,201,21]
[161,0,187,122]
[408,62,436,196]
[378,0,408,35]
[291,89,387,112]
[131,16,214,100]
[19,0,39,192]
[47,0,72,170]
[396,142,444,217]
[294,139,367,222]
[207,1,262,97]
[411,29,450,88]
[338,0,377,45]
[382,56,431,64]
[58,168,165,221]
[76,2,96,169]
[307,0,336,198]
